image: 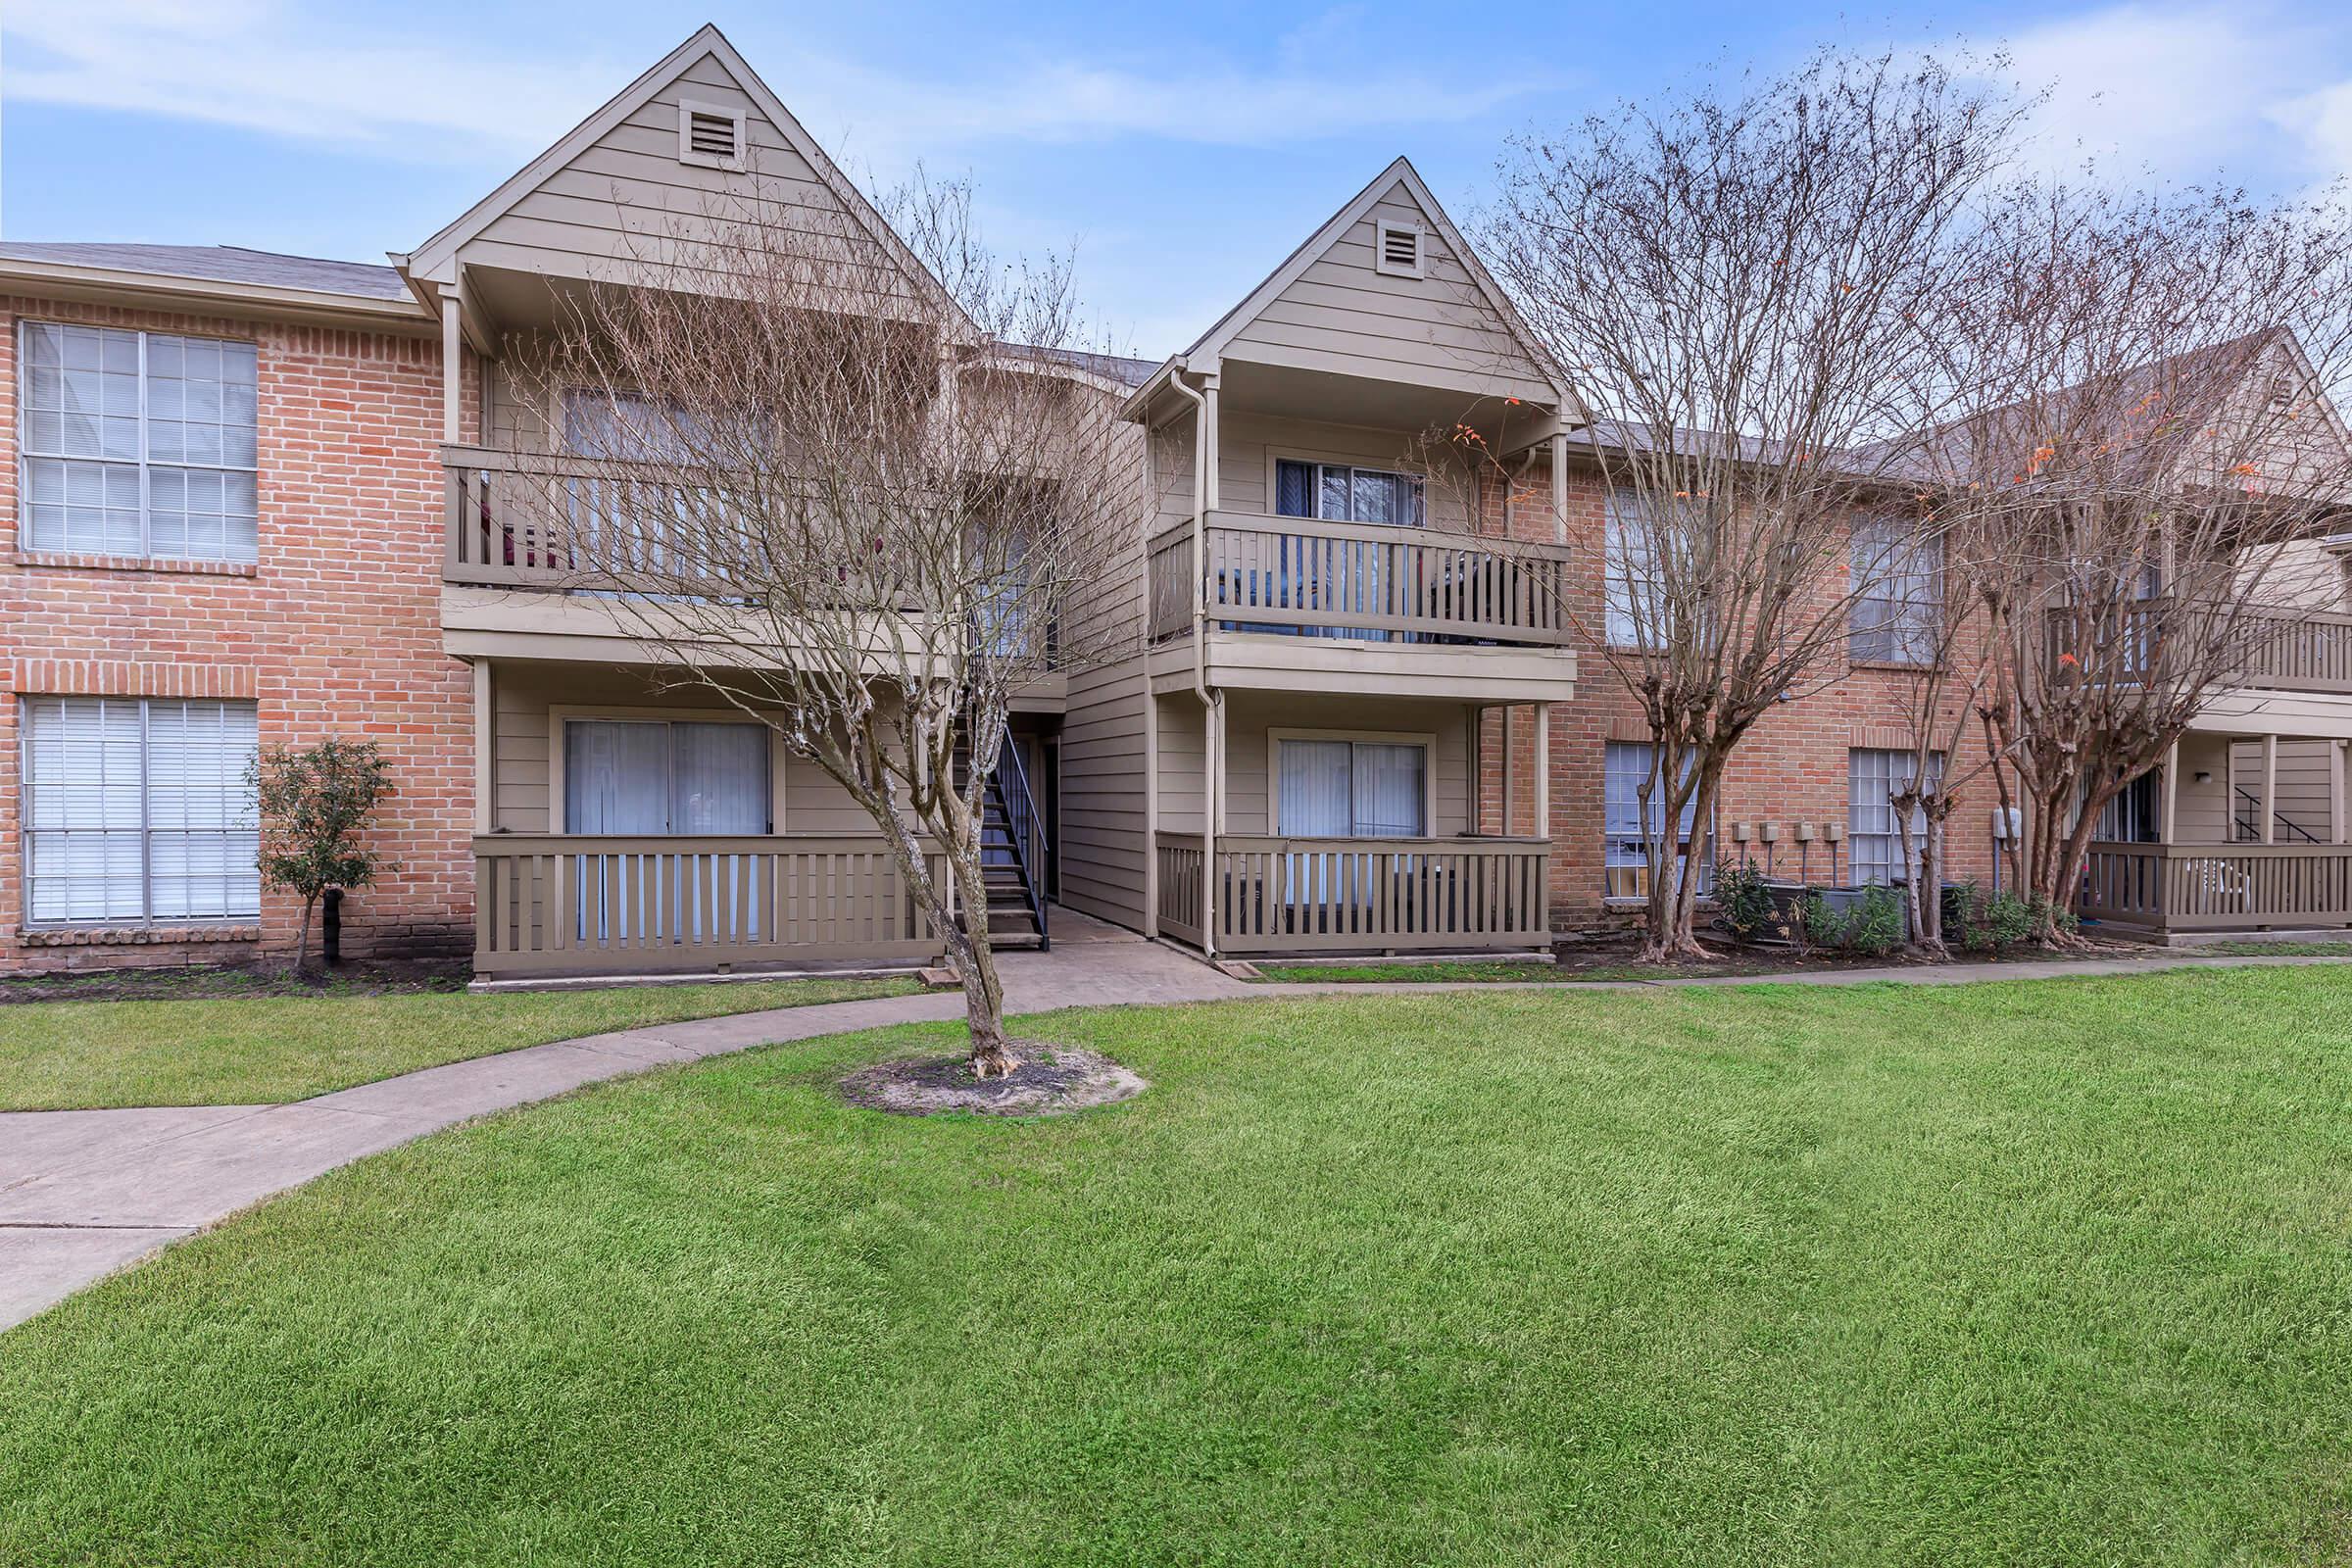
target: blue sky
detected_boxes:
[4,1,2349,357]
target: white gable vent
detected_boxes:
[1374,219,1426,279]
[678,101,746,169]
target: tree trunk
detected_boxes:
[942,824,1016,1078]
[293,896,316,976]
[1641,758,1723,964]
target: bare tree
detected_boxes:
[497,174,1131,1075]
[1913,181,2352,940]
[1484,51,2023,959]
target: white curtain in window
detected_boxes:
[1351,744,1427,838]
[1277,740,1354,837]
[671,723,767,834]
[1603,490,1660,648]
[565,721,672,834]
[1848,748,1938,885]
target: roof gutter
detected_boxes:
[1166,358,1223,957]
[0,258,432,333]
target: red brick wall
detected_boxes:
[1475,458,2001,932]
[0,294,474,972]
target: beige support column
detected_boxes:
[1532,704,1552,841]
[2160,740,2180,845]
[1202,696,1224,956]
[440,290,464,446]
[1549,431,1569,545]
[1143,689,1161,937]
[472,660,495,835]
[2334,740,2348,845]
[1200,377,1221,519]
[2262,733,2279,844]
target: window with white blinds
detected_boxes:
[22,698,260,924]
[20,322,261,564]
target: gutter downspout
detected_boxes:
[1167,362,1220,956]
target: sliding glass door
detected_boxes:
[564,718,769,942]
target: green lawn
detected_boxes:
[8,969,2352,1563]
[0,977,918,1109]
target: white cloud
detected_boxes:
[0,1,1558,166]
[1977,2,2352,185]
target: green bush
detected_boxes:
[1715,862,1775,940]
[1804,885,1906,956]
[1950,886,2078,953]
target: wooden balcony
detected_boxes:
[2048,600,2352,696]
[2078,840,2352,936]
[1148,511,1575,646]
[1154,832,1552,955]
[473,834,949,977]
[1144,512,1579,701]
[443,444,736,590]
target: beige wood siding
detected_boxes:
[1223,193,1551,401]
[1215,410,1480,529]
[485,662,869,834]
[1155,693,1208,833]
[1057,657,1151,927]
[2230,737,2340,841]
[458,55,908,304]
[1221,692,1473,836]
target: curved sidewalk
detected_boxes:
[3,921,2344,1330]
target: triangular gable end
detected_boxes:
[1183,157,1571,414]
[401,24,968,337]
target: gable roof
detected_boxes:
[0,242,408,301]
[1121,156,1573,420]
[399,24,968,336]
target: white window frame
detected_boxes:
[1603,488,1666,649]
[1268,454,1428,528]
[1848,748,1940,887]
[1373,218,1427,279]
[16,320,261,564]
[676,99,748,171]
[19,695,260,927]
[1268,728,1438,839]
[1849,516,1944,665]
[1601,741,1714,901]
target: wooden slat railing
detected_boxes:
[1153,832,1205,946]
[1209,835,1552,954]
[473,834,947,975]
[442,444,750,591]
[1146,512,1575,649]
[2045,599,2352,696]
[2080,839,2352,932]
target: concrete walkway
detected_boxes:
[3,914,2344,1330]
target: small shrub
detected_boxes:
[1803,892,1849,949]
[1846,886,1906,956]
[1715,862,1775,940]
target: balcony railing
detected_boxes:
[473,834,948,976]
[1148,512,1576,648]
[2045,599,2352,695]
[2079,839,2352,933]
[1154,832,1552,953]
[443,444,751,591]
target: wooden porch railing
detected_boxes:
[473,834,947,975]
[1146,512,1576,648]
[2080,839,2352,932]
[1154,832,1552,953]
[2045,599,2352,696]
[442,444,747,591]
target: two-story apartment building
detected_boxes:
[6,24,2350,978]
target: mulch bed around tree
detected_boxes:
[840,1045,1148,1117]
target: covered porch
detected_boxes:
[2078,721,2352,941]
[1144,688,1557,957]
[463,658,1055,977]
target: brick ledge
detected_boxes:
[19,924,262,949]
[11,550,259,577]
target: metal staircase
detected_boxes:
[2232,785,2325,844]
[956,735,1049,951]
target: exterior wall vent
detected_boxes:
[679,101,746,169]
[1374,219,1426,279]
